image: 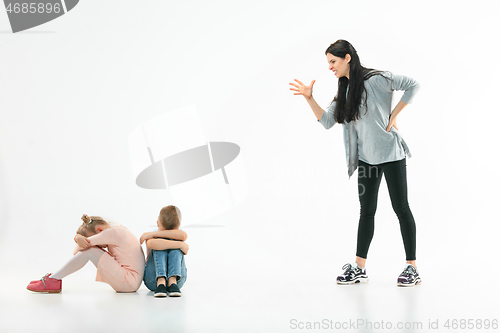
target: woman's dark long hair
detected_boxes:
[325,39,390,124]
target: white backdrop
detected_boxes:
[1,0,499,332]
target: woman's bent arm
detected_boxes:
[306,96,325,121]
[386,100,408,132]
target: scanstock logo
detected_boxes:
[3,0,79,33]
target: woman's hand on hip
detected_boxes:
[387,101,407,132]
[386,113,399,132]
[289,79,315,100]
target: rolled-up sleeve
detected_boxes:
[318,101,336,129]
[391,74,420,104]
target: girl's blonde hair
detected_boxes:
[77,214,109,237]
[158,205,182,230]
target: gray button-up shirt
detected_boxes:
[318,72,420,178]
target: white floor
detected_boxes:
[1,1,499,332]
[1,196,498,333]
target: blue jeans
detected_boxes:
[143,249,187,291]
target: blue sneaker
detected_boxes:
[397,264,421,287]
[336,263,369,285]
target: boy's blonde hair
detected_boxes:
[77,214,109,237]
[158,205,182,230]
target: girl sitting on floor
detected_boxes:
[27,214,145,293]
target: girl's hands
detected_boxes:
[75,234,91,249]
[289,79,315,100]
[386,113,399,132]
[140,232,154,245]
[179,242,189,255]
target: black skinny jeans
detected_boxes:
[356,157,416,260]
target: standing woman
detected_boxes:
[289,39,421,286]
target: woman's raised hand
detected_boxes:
[289,79,315,100]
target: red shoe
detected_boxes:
[27,273,62,293]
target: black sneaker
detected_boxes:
[336,263,369,285]
[167,283,182,297]
[154,284,167,297]
[397,264,421,287]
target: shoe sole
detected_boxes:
[154,292,167,297]
[397,278,422,287]
[337,277,369,285]
[27,287,61,293]
[167,292,182,297]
